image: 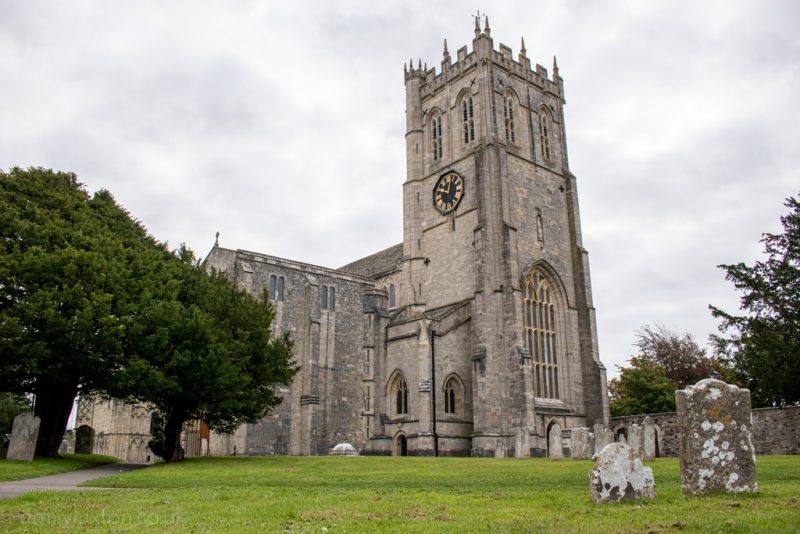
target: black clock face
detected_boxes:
[433,171,464,214]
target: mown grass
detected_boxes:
[0,453,120,482]
[1,455,799,532]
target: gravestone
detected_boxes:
[514,426,530,458]
[628,424,643,455]
[617,433,627,444]
[571,427,593,459]
[330,442,359,456]
[676,378,757,495]
[7,413,41,461]
[589,442,656,503]
[642,417,656,461]
[75,425,95,455]
[594,426,614,456]
[548,424,563,460]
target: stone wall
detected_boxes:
[611,405,800,457]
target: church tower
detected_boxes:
[372,17,609,456]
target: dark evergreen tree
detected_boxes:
[711,194,800,406]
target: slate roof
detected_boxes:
[338,242,404,279]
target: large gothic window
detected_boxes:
[523,270,560,400]
[431,113,443,161]
[503,96,516,144]
[462,96,475,144]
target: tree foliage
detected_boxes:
[634,324,715,389]
[711,194,800,406]
[0,393,31,437]
[608,356,677,416]
[111,248,297,462]
[0,167,167,456]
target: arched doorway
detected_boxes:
[396,434,408,456]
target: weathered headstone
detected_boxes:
[676,378,758,495]
[571,427,593,459]
[589,442,656,503]
[7,413,41,461]
[548,424,563,460]
[75,425,95,455]
[330,442,359,456]
[628,424,643,455]
[593,424,612,455]
[514,426,530,458]
[617,433,627,444]
[642,417,656,461]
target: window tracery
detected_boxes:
[523,270,560,400]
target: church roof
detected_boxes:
[338,243,403,279]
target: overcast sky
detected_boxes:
[2,0,798,378]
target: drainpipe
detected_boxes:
[431,329,439,457]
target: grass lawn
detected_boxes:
[1,455,798,532]
[0,454,120,482]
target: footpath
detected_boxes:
[0,463,144,499]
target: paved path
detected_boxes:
[0,463,144,499]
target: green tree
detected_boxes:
[112,248,297,462]
[635,324,717,389]
[711,194,800,406]
[0,167,169,456]
[608,356,677,416]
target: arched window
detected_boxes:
[328,287,335,311]
[321,285,328,309]
[391,374,408,415]
[462,96,475,144]
[388,284,396,308]
[523,270,560,400]
[503,96,515,143]
[539,110,552,161]
[431,113,443,161]
[269,275,276,300]
[276,276,285,302]
[444,377,459,414]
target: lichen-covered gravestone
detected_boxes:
[589,443,655,503]
[7,413,41,461]
[330,442,359,456]
[676,378,757,495]
[571,427,593,459]
[548,423,563,459]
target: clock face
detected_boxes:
[433,171,465,214]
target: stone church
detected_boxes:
[77,19,609,459]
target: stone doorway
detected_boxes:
[395,434,408,456]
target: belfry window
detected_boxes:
[276,276,285,302]
[539,111,551,161]
[389,284,396,308]
[392,375,408,415]
[431,114,443,161]
[503,96,515,143]
[329,286,335,311]
[462,96,475,143]
[321,285,328,308]
[269,275,276,300]
[523,270,560,400]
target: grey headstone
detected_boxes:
[594,427,614,455]
[676,378,758,495]
[7,413,41,461]
[617,433,627,444]
[75,425,95,455]
[571,427,593,459]
[548,424,563,460]
[642,417,656,461]
[589,442,656,503]
[628,424,643,455]
[514,426,530,458]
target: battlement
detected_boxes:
[403,16,561,100]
